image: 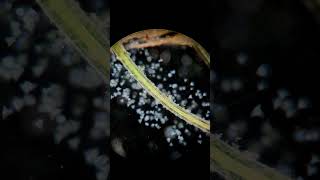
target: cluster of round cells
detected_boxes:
[111,47,210,146]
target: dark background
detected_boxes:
[211,0,320,179]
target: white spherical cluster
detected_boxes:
[111,54,170,128]
[111,48,210,146]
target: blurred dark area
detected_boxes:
[211,0,320,179]
[0,0,109,180]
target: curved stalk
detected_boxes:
[111,41,210,133]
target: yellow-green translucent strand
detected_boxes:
[111,41,210,133]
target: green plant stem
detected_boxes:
[36,0,109,82]
[111,41,210,133]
